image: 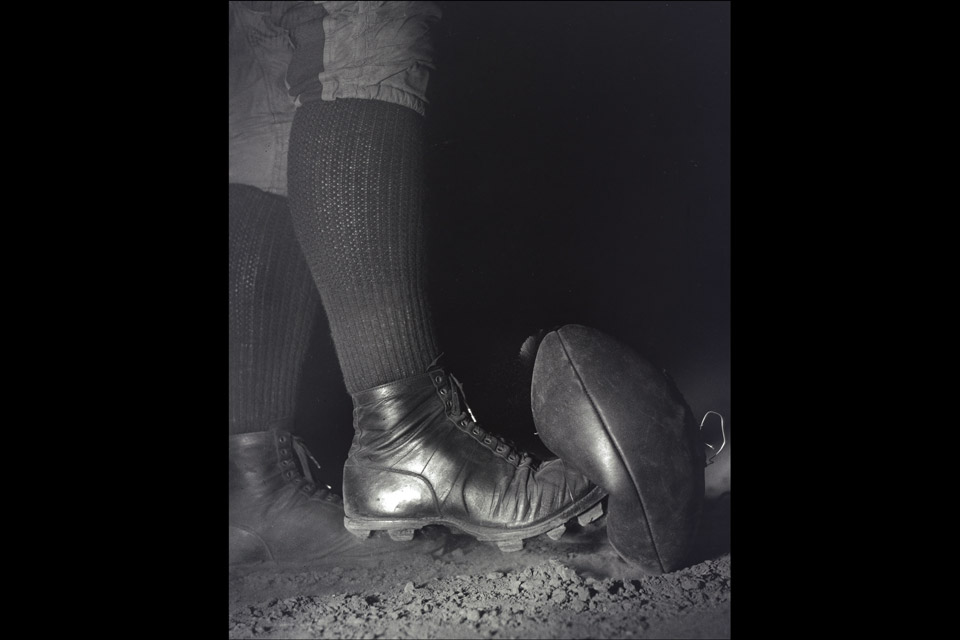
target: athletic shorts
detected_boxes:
[228,1,441,196]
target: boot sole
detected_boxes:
[343,485,607,552]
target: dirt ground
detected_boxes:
[228,491,729,639]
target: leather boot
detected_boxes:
[342,367,608,552]
[229,429,442,565]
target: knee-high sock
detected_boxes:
[229,184,320,434]
[287,98,440,394]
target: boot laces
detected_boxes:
[700,411,726,466]
[446,372,534,467]
[291,435,342,503]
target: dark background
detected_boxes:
[295,1,730,483]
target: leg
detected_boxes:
[228,4,445,565]
[228,183,354,565]
[287,98,440,393]
[284,2,606,550]
[228,184,443,565]
[229,185,318,437]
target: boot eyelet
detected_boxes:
[472,428,479,435]
[445,402,452,410]
[438,388,447,396]
[459,420,467,427]
[278,435,287,443]
[435,375,443,384]
[279,448,288,457]
[496,445,505,453]
[483,437,492,445]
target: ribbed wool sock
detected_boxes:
[287,98,441,394]
[229,184,320,434]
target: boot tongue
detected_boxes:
[448,373,475,422]
[291,436,317,484]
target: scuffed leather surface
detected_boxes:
[531,325,704,573]
[344,370,597,531]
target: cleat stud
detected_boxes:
[577,502,604,526]
[387,528,416,541]
[545,525,566,540]
[496,539,524,553]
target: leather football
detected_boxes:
[531,324,704,574]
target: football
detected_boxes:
[531,324,704,574]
